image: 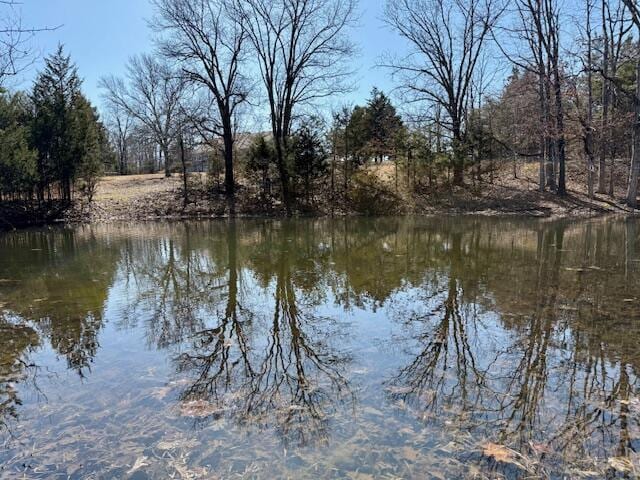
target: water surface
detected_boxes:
[0,217,639,479]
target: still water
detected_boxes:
[0,217,638,479]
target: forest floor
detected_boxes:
[405,161,637,218]
[60,160,637,224]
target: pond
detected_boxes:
[0,216,639,479]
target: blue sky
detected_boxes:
[15,0,399,113]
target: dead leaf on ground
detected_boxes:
[558,306,578,311]
[156,438,199,451]
[347,473,374,480]
[531,443,552,455]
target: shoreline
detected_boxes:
[2,169,638,231]
[2,203,635,232]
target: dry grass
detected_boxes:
[404,160,638,218]
[95,173,203,202]
[66,160,639,224]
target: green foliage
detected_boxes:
[404,129,435,188]
[291,117,328,199]
[14,45,110,203]
[345,105,369,165]
[466,109,493,162]
[0,46,110,205]
[333,88,406,169]
[245,135,275,198]
[31,45,83,201]
[246,135,274,175]
[0,92,37,198]
[364,88,405,161]
[72,96,110,202]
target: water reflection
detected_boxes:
[0,229,119,375]
[0,319,39,435]
[0,217,638,478]
[171,222,354,446]
[385,219,640,477]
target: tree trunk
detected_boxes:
[274,137,292,216]
[552,56,567,196]
[599,80,610,193]
[598,0,610,194]
[162,144,171,178]
[452,123,464,186]
[543,75,555,191]
[179,135,188,209]
[586,3,595,200]
[626,57,640,209]
[395,151,399,193]
[533,33,547,192]
[537,73,546,192]
[62,177,72,204]
[331,128,336,215]
[344,125,349,192]
[222,122,236,216]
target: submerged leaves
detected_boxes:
[481,442,529,472]
[607,456,636,474]
[179,400,225,418]
[127,456,149,475]
[483,442,517,463]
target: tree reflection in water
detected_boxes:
[173,221,354,447]
[0,217,638,477]
[0,319,40,436]
[385,219,640,476]
[117,221,354,447]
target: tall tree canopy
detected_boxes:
[31,45,108,202]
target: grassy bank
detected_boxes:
[2,162,638,230]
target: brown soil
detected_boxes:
[65,173,228,223]
[377,160,638,218]
[60,161,639,225]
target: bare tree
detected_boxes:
[622,0,639,208]
[236,0,357,215]
[0,1,58,85]
[598,0,632,196]
[503,0,554,191]
[383,0,503,186]
[152,0,249,213]
[545,0,567,196]
[581,0,597,199]
[103,102,133,175]
[100,55,185,177]
[494,0,569,194]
